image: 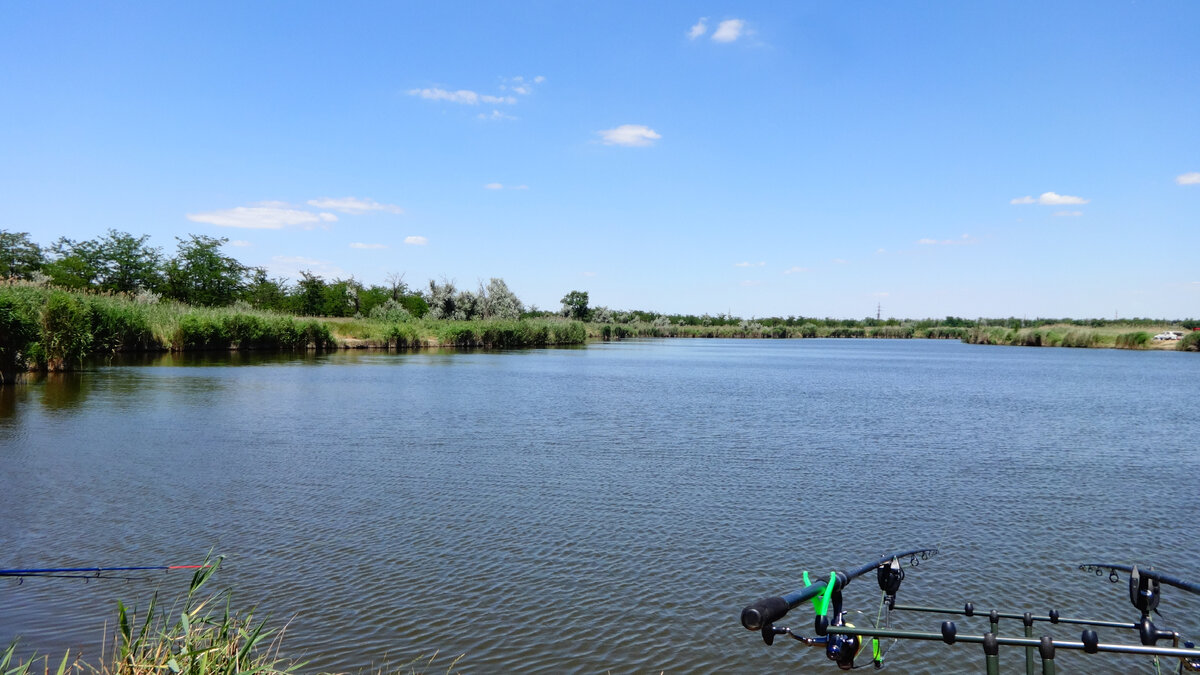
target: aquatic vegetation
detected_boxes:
[1115,331,1152,349]
[1179,332,1200,351]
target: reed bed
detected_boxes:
[0,283,589,376]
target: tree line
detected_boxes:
[0,229,560,321]
[3,229,1195,329]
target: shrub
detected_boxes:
[1179,332,1200,352]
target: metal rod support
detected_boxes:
[892,604,1137,630]
[823,625,1200,659]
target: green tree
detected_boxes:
[400,294,429,318]
[560,290,589,320]
[163,235,247,306]
[96,229,163,293]
[321,278,359,317]
[43,237,104,289]
[295,270,326,316]
[243,268,291,311]
[357,284,391,317]
[0,230,45,279]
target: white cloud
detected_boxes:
[1176,172,1200,185]
[408,88,484,105]
[581,271,597,277]
[833,258,848,264]
[307,197,404,215]
[404,236,428,246]
[1011,192,1089,206]
[478,109,516,121]
[598,124,662,147]
[688,17,708,39]
[1037,191,1088,205]
[734,261,766,267]
[513,184,529,190]
[349,242,388,249]
[918,234,976,245]
[499,76,544,97]
[740,280,762,287]
[1054,211,1083,217]
[711,19,746,43]
[783,266,808,275]
[230,240,252,247]
[484,183,504,190]
[186,204,335,230]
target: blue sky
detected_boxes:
[2,2,1197,319]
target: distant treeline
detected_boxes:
[3,229,1197,330]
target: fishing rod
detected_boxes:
[739,549,1200,673]
[0,564,210,583]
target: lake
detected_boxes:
[1,339,1198,673]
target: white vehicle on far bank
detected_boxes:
[1152,331,1185,341]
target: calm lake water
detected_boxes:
[1,339,1198,673]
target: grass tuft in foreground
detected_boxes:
[0,557,464,675]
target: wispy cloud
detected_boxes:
[484,183,529,190]
[407,88,515,105]
[500,75,545,96]
[740,280,762,287]
[783,266,808,275]
[410,76,542,116]
[711,19,747,43]
[598,124,661,147]
[832,258,848,264]
[734,261,766,267]
[1011,191,1089,206]
[230,240,252,247]
[307,197,404,215]
[1177,172,1200,185]
[349,242,388,250]
[478,109,516,121]
[1054,211,1083,217]
[404,236,428,246]
[918,234,975,245]
[688,17,708,39]
[186,203,338,230]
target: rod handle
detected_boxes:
[741,596,790,631]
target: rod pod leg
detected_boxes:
[984,632,1000,675]
[1039,635,1056,675]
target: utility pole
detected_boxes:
[876,302,882,321]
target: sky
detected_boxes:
[2,2,1197,319]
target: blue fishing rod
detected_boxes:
[0,564,209,582]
